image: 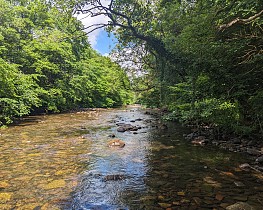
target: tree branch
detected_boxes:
[219,9,263,31]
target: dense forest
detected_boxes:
[1,0,263,138]
[0,0,133,126]
[75,0,263,137]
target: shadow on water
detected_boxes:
[0,106,263,209]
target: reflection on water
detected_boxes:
[0,106,263,209]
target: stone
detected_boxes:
[232,138,241,144]
[234,181,245,187]
[177,191,185,196]
[239,163,251,171]
[215,193,224,201]
[247,148,261,156]
[226,202,255,210]
[107,139,125,148]
[256,155,263,163]
[0,181,10,189]
[158,203,171,208]
[232,196,248,201]
[158,195,165,200]
[116,123,139,132]
[117,127,126,132]
[43,179,66,189]
[104,174,125,181]
[0,193,13,203]
[135,118,143,121]
[193,197,201,205]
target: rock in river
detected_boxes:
[107,139,125,148]
[104,174,125,181]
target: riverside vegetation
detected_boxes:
[0,0,133,126]
[1,0,263,140]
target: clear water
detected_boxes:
[0,106,262,209]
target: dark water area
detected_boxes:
[0,105,263,209]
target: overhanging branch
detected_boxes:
[219,9,263,31]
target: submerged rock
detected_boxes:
[107,139,125,148]
[226,202,255,210]
[103,174,125,181]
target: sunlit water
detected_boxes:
[0,105,262,209]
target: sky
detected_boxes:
[76,2,117,56]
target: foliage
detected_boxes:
[0,0,133,125]
[77,0,263,135]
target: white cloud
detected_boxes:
[103,53,109,57]
[75,0,110,47]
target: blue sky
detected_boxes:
[94,30,117,56]
[76,5,117,56]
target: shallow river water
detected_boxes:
[0,105,263,209]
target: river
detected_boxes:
[0,105,262,209]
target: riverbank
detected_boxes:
[145,108,263,173]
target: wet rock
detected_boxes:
[232,138,241,144]
[185,132,198,140]
[135,118,143,121]
[158,203,172,208]
[144,119,152,123]
[255,155,263,163]
[104,174,125,181]
[107,139,125,148]
[108,134,116,138]
[234,181,245,187]
[117,127,126,132]
[192,197,201,205]
[232,195,248,202]
[246,148,261,156]
[239,163,255,172]
[116,123,140,132]
[191,136,208,145]
[177,191,185,196]
[158,195,165,200]
[226,202,255,210]
[215,193,224,201]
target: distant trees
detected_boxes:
[0,0,133,126]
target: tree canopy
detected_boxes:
[76,0,263,136]
[0,0,133,126]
